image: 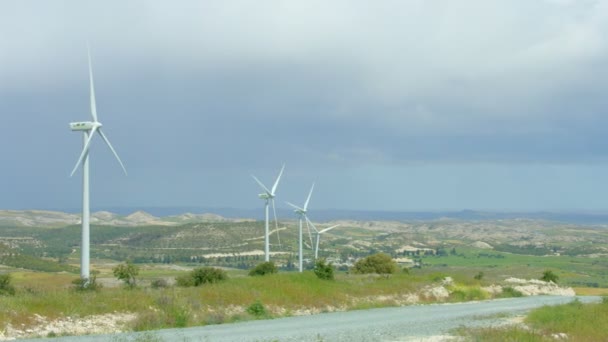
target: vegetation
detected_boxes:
[246,300,268,318]
[71,274,102,291]
[2,216,608,338]
[0,273,15,296]
[176,267,228,287]
[249,262,278,276]
[540,270,559,283]
[460,298,608,341]
[314,259,335,280]
[113,261,140,288]
[352,253,397,275]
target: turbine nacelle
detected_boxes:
[70,121,102,131]
[286,201,306,215]
[258,193,272,200]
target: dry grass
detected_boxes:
[572,287,608,296]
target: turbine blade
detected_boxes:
[97,129,128,175]
[303,182,315,211]
[251,175,271,194]
[319,224,340,234]
[70,127,98,177]
[270,164,285,196]
[304,215,314,248]
[87,46,99,123]
[272,199,281,248]
[305,215,318,233]
[286,202,303,211]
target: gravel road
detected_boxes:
[24,296,600,342]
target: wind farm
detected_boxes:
[3,1,608,340]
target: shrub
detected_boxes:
[71,274,102,291]
[352,253,397,275]
[314,259,335,280]
[246,300,267,318]
[249,262,278,276]
[0,273,16,296]
[176,267,227,287]
[191,267,228,285]
[474,271,484,281]
[113,261,140,288]
[541,270,559,283]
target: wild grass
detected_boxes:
[0,270,438,332]
[459,298,608,341]
[1,265,603,336]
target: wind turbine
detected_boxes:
[309,222,340,260]
[252,164,285,262]
[286,183,315,272]
[69,48,127,284]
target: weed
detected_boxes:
[246,300,268,318]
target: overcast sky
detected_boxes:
[1,0,608,213]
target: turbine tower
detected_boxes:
[252,164,285,262]
[310,223,340,260]
[286,183,315,272]
[70,48,127,284]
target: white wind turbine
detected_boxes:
[286,183,315,272]
[252,164,285,262]
[309,222,341,260]
[69,48,127,284]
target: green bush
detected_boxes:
[541,270,559,283]
[175,267,228,287]
[246,300,267,318]
[191,267,228,285]
[352,253,397,275]
[0,273,16,296]
[314,259,335,280]
[248,262,278,276]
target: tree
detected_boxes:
[249,261,278,276]
[314,259,335,280]
[541,270,559,283]
[352,253,397,275]
[113,261,139,288]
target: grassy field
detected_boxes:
[0,266,506,334]
[458,298,608,341]
[419,246,608,288]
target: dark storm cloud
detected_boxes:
[1,0,608,210]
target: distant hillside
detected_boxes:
[40,207,608,225]
[4,208,608,229]
[0,210,236,228]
